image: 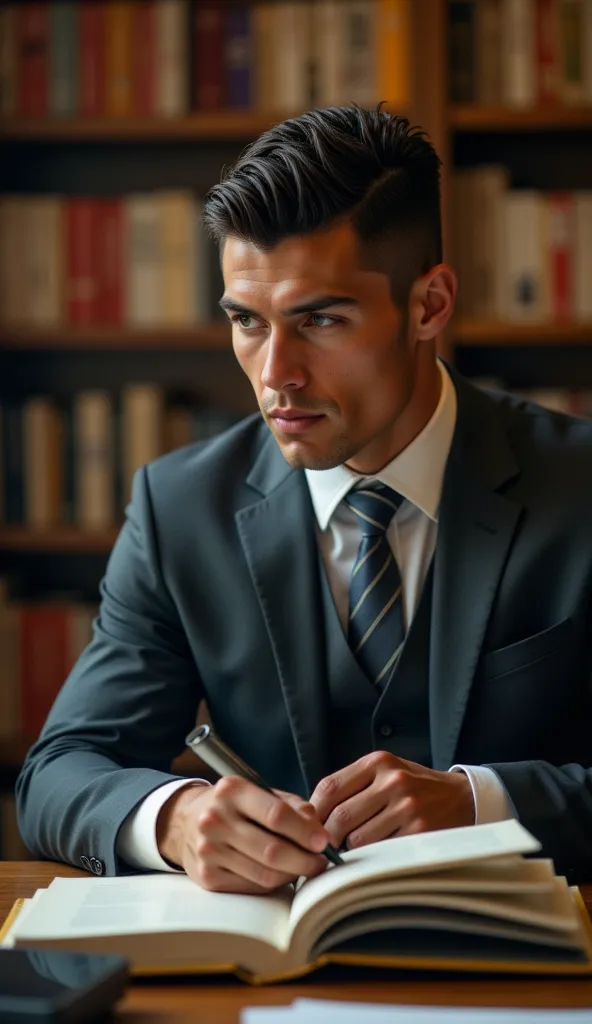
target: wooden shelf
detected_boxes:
[0,324,231,350]
[453,319,592,346]
[0,527,119,553]
[449,104,592,131]
[0,111,287,142]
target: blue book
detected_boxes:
[3,403,24,524]
[50,2,78,116]
[225,5,251,109]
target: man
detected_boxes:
[16,107,592,891]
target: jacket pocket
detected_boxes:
[481,617,574,681]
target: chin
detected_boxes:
[276,438,354,471]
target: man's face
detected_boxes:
[221,221,422,473]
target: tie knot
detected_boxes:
[345,484,402,535]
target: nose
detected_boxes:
[260,329,307,393]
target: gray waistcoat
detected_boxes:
[319,556,434,773]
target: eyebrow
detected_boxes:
[218,294,360,317]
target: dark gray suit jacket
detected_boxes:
[15,367,592,882]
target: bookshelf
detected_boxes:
[0,0,591,789]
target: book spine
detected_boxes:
[449,0,476,103]
[105,1,133,116]
[574,191,592,319]
[475,0,502,104]
[271,2,312,112]
[0,196,26,324]
[156,0,188,116]
[194,2,225,109]
[20,604,68,737]
[73,390,115,529]
[225,4,252,109]
[547,192,574,320]
[0,6,17,115]
[252,2,275,111]
[559,0,586,102]
[3,403,24,524]
[194,199,212,324]
[132,1,156,116]
[17,3,49,116]
[376,0,411,108]
[501,0,536,106]
[500,191,547,321]
[98,198,125,325]
[79,2,105,117]
[50,1,78,116]
[161,191,196,326]
[120,384,164,504]
[24,196,63,326]
[23,398,64,528]
[536,0,560,101]
[125,194,163,325]
[66,198,99,325]
[342,0,377,107]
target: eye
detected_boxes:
[309,313,338,328]
[231,314,259,329]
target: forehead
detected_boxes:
[221,221,384,307]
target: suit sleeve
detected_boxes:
[15,466,203,876]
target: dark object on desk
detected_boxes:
[185,723,344,866]
[0,948,128,1023]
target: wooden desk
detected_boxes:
[1,862,591,1023]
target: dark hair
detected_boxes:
[203,105,443,303]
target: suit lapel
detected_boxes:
[236,434,330,793]
[430,371,523,769]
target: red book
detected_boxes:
[132,1,156,115]
[17,4,49,116]
[66,199,101,325]
[535,0,559,103]
[548,193,574,321]
[194,2,225,109]
[20,605,68,738]
[97,199,125,325]
[79,2,106,116]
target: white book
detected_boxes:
[160,190,196,325]
[125,195,163,326]
[22,197,62,326]
[155,0,188,117]
[272,2,315,112]
[574,191,592,321]
[501,0,536,106]
[73,390,115,530]
[0,6,16,115]
[2,822,592,982]
[342,1,377,106]
[314,0,342,106]
[498,191,548,321]
[120,383,164,504]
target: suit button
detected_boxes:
[89,857,104,876]
[379,723,393,738]
[80,855,91,871]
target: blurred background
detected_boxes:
[0,0,590,858]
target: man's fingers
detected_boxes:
[225,777,331,854]
[310,753,388,821]
[323,786,388,848]
[346,796,420,849]
[274,791,319,820]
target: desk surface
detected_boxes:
[1,862,591,1023]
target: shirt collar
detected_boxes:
[305,360,457,531]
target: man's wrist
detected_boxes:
[156,781,210,869]
[448,768,475,826]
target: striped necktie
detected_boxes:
[345,484,406,692]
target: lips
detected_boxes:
[269,410,325,434]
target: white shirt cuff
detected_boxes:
[449,765,515,825]
[116,778,209,873]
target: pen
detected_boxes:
[185,724,344,867]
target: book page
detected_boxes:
[12,874,293,953]
[0,889,47,947]
[289,820,540,941]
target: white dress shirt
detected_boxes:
[117,361,513,873]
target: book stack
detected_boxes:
[0,0,412,118]
[451,172,592,322]
[449,0,592,106]
[0,191,215,329]
[1,385,242,530]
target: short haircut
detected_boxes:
[203,105,443,305]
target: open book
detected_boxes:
[2,821,592,984]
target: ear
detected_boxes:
[409,263,457,342]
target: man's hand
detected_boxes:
[309,752,475,850]
[156,778,330,893]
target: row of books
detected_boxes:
[0,192,215,328]
[0,579,97,741]
[475,380,592,417]
[0,0,412,119]
[1,385,243,530]
[449,0,592,107]
[451,173,592,321]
